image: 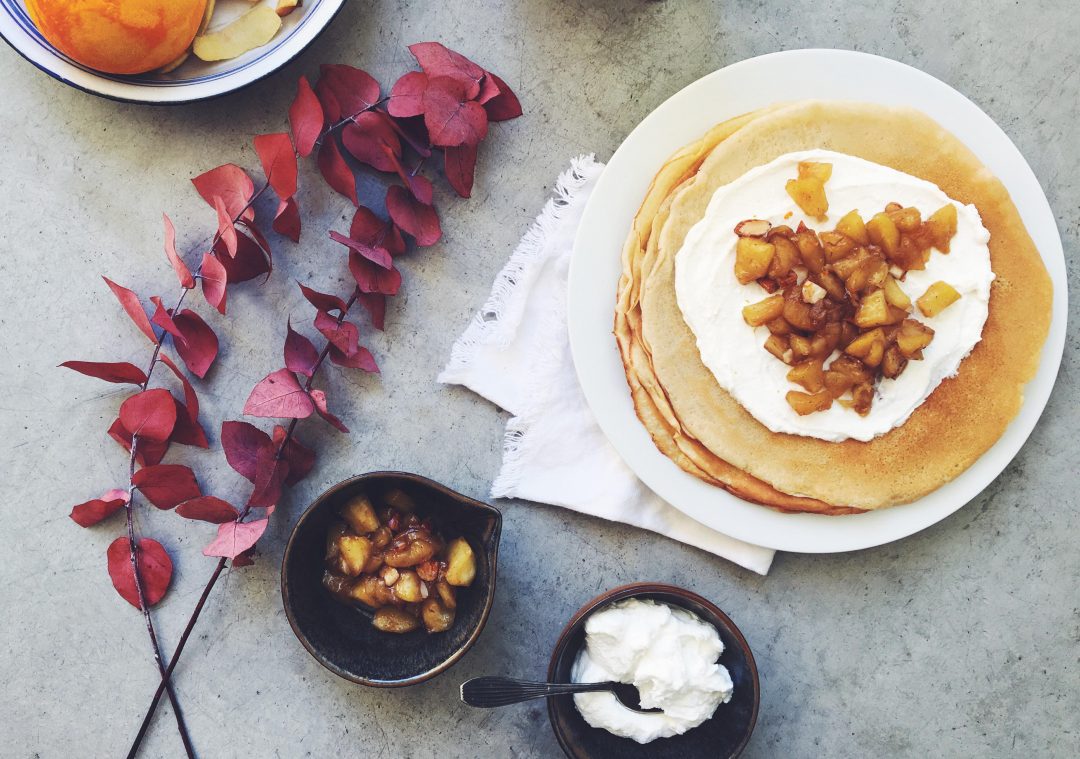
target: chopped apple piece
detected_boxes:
[338,535,373,576]
[820,230,856,262]
[798,161,833,183]
[866,212,900,257]
[849,382,874,415]
[789,333,812,360]
[794,226,825,273]
[881,345,908,379]
[444,537,477,587]
[734,237,775,284]
[845,327,886,367]
[372,607,420,633]
[854,290,890,328]
[925,204,958,252]
[339,494,380,534]
[834,210,869,245]
[193,5,282,63]
[896,319,935,357]
[782,287,819,331]
[787,358,825,393]
[882,275,912,310]
[887,206,922,232]
[786,177,829,218]
[420,598,455,633]
[764,334,790,362]
[786,389,833,415]
[917,281,961,317]
[768,236,801,279]
[393,570,424,603]
[742,294,784,327]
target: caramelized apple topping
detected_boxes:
[734,197,961,416]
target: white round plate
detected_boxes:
[0,0,346,104]
[568,49,1067,553]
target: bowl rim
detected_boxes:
[280,470,502,688]
[546,582,760,759]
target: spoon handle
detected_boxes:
[460,676,615,707]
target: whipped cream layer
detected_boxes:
[674,149,994,442]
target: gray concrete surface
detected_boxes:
[1,1,1077,757]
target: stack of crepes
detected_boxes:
[614,101,1052,514]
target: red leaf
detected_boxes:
[314,310,359,356]
[108,419,169,466]
[70,488,129,527]
[309,389,349,433]
[423,76,489,147]
[274,426,315,486]
[213,196,239,258]
[289,76,324,158]
[103,277,156,343]
[482,72,523,121]
[381,148,434,204]
[317,64,381,120]
[409,42,484,98]
[330,345,379,373]
[108,537,172,609]
[247,444,290,508]
[357,292,386,330]
[284,319,319,377]
[173,309,219,379]
[477,73,500,104]
[176,496,238,524]
[221,420,272,483]
[330,229,392,269]
[170,398,209,448]
[149,296,185,343]
[273,197,301,243]
[159,352,199,421]
[192,164,254,222]
[244,368,314,419]
[386,185,441,246]
[349,206,406,257]
[162,214,195,288]
[217,232,270,283]
[348,249,402,295]
[200,252,228,315]
[132,464,201,509]
[317,138,357,205]
[119,388,177,443]
[444,143,478,198]
[240,220,272,258]
[388,71,429,118]
[253,132,298,199]
[231,548,257,567]
[298,282,346,314]
[203,518,269,560]
[61,360,147,385]
[342,111,401,172]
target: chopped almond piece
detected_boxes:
[734,237,775,284]
[896,319,935,357]
[866,212,900,257]
[925,204,958,252]
[735,218,772,237]
[742,294,785,327]
[801,280,826,304]
[787,389,833,415]
[787,358,826,393]
[917,281,961,317]
[786,177,829,218]
[882,275,912,310]
[834,210,869,245]
[798,161,833,183]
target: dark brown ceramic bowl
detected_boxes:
[547,583,759,758]
[281,472,501,687]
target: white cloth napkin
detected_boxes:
[439,156,774,575]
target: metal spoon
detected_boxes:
[460,676,660,712]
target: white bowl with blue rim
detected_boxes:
[0,0,347,104]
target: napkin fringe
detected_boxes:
[439,155,603,386]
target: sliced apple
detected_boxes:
[193,4,282,63]
[276,0,302,18]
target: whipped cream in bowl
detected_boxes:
[674,149,995,442]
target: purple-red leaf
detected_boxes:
[217,232,270,283]
[423,76,489,147]
[149,296,185,342]
[70,488,129,527]
[221,421,272,483]
[162,214,195,288]
[204,518,269,560]
[341,111,401,172]
[482,72,523,121]
[176,496,239,524]
[317,64,381,120]
[309,388,349,433]
[273,197,301,243]
[119,388,177,443]
[298,282,346,314]
[103,277,157,343]
[274,426,315,486]
[386,184,442,246]
[330,230,392,269]
[108,419,169,466]
[444,143,478,198]
[244,368,314,419]
[61,360,147,386]
[173,309,219,379]
[289,76,324,158]
[213,196,239,258]
[357,292,387,330]
[170,398,209,448]
[284,320,319,377]
[247,445,290,508]
[317,137,357,206]
[387,71,429,118]
[159,352,199,421]
[409,42,484,98]
[200,252,228,315]
[108,537,172,609]
[348,249,402,296]
[132,464,201,509]
[253,132,298,199]
[314,310,360,356]
[330,345,379,373]
[192,164,254,222]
